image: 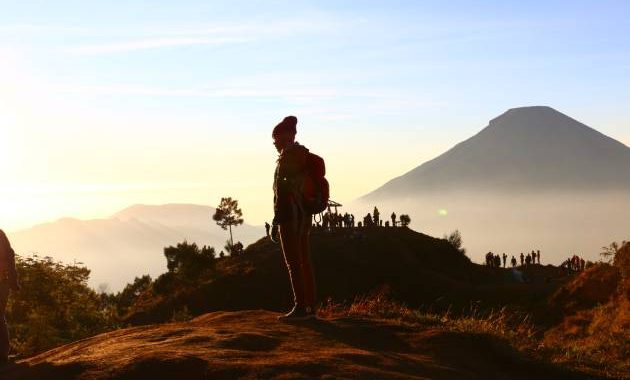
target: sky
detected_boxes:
[1,0,629,231]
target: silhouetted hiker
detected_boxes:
[391,212,396,227]
[219,250,225,258]
[525,254,531,266]
[265,222,271,238]
[0,229,19,365]
[537,250,541,264]
[520,252,524,266]
[511,256,517,267]
[502,253,507,268]
[270,116,317,321]
[531,250,536,265]
[494,254,501,268]
[373,207,380,226]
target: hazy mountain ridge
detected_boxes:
[363,106,630,199]
[8,204,264,291]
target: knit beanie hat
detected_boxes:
[272,116,297,137]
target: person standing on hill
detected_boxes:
[531,250,536,265]
[270,116,317,321]
[391,212,396,227]
[265,222,271,238]
[502,253,507,268]
[0,229,19,365]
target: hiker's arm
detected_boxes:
[273,155,292,225]
[273,150,306,225]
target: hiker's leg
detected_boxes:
[298,215,316,309]
[280,218,305,308]
[0,283,9,360]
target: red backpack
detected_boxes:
[302,152,329,214]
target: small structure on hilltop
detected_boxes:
[314,200,343,229]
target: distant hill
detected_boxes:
[363,106,630,199]
[8,204,264,291]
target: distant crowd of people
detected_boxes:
[315,207,409,230]
[485,250,542,268]
[264,206,410,237]
[561,255,586,272]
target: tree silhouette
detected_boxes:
[443,229,467,257]
[399,214,411,227]
[116,275,152,315]
[600,240,628,264]
[212,197,244,247]
[164,241,216,279]
[8,255,113,355]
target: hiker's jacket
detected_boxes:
[0,230,18,286]
[273,142,308,225]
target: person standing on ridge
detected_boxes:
[0,229,19,366]
[270,116,317,321]
[391,212,396,227]
[265,222,271,238]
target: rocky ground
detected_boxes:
[1,310,607,380]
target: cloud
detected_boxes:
[68,36,250,54]
[62,18,341,55]
[52,83,386,100]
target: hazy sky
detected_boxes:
[1,0,629,230]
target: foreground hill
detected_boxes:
[363,106,630,199]
[8,204,264,291]
[0,310,604,380]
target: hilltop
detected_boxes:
[121,227,565,326]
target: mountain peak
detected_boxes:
[362,107,630,198]
[488,106,581,131]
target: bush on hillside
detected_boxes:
[7,255,114,356]
[443,229,468,259]
[164,241,216,279]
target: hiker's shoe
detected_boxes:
[277,305,310,321]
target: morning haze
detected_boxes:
[357,106,630,265]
